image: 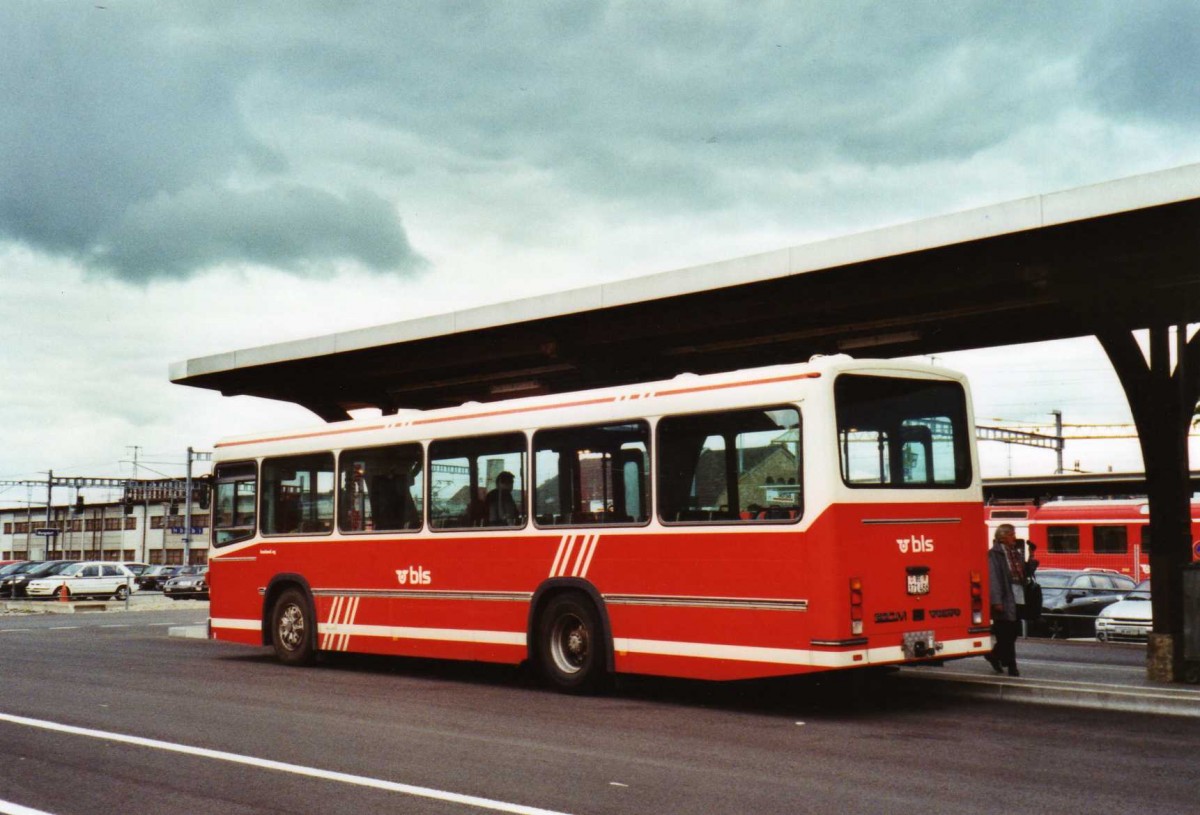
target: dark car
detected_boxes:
[137,565,183,591]
[162,567,209,600]
[0,561,30,576]
[1,560,80,599]
[1030,568,1137,638]
[0,560,37,596]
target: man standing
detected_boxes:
[987,523,1025,676]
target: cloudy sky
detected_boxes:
[3,1,1199,502]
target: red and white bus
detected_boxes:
[207,356,990,690]
[986,499,1200,578]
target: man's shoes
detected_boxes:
[985,654,1003,673]
[1007,666,1020,677]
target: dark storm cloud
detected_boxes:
[0,2,421,282]
[2,2,1197,282]
[1085,0,1200,124]
[91,185,415,280]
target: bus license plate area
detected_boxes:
[906,573,930,595]
[903,631,938,659]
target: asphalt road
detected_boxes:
[0,609,1195,815]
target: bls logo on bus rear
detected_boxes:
[896,535,934,554]
[396,566,432,586]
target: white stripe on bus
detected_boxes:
[210,618,984,668]
[580,535,600,578]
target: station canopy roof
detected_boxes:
[171,164,1200,422]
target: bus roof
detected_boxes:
[212,355,966,456]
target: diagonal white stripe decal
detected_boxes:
[557,536,577,577]
[580,534,600,578]
[570,534,590,576]
[548,536,568,577]
[341,597,361,651]
[322,596,343,650]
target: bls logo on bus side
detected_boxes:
[896,535,934,554]
[396,566,432,586]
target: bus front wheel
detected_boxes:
[271,588,316,666]
[536,593,606,693]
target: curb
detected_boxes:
[895,667,1200,718]
[3,600,117,614]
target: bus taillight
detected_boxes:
[969,570,983,624]
[850,577,864,635]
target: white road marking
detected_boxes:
[0,798,55,815]
[0,712,572,815]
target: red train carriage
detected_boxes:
[986,500,1200,578]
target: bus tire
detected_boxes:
[536,593,607,694]
[271,587,316,666]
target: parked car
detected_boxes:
[1030,569,1137,638]
[0,560,34,595]
[0,560,40,597]
[25,561,139,601]
[136,565,181,591]
[1095,579,1152,643]
[162,567,208,600]
[0,560,30,576]
[120,562,151,578]
[2,560,79,599]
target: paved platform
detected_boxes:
[896,639,1200,718]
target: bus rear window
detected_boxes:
[835,375,971,488]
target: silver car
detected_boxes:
[25,561,139,601]
[1095,579,1151,643]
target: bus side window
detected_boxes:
[261,453,335,536]
[429,433,527,530]
[657,406,801,525]
[533,422,650,527]
[338,443,424,534]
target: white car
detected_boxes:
[25,561,140,601]
[1095,579,1152,643]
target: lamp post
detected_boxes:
[182,448,213,566]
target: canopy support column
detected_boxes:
[1099,325,1200,682]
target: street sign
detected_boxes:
[33,528,59,537]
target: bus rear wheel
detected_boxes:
[271,588,316,666]
[536,593,607,693]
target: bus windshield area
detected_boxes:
[212,463,257,546]
[835,375,971,488]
